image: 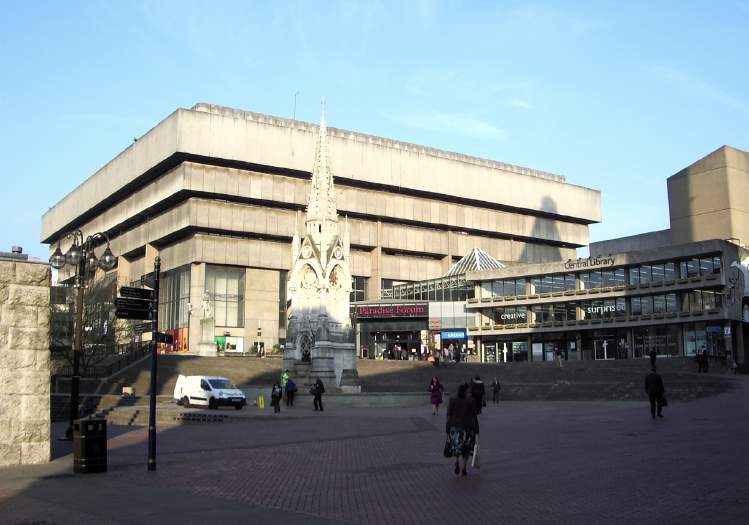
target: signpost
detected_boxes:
[115,259,165,472]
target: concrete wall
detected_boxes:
[589,230,672,257]
[668,145,749,246]
[42,105,600,244]
[0,259,51,466]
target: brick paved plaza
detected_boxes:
[2,378,748,525]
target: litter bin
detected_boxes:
[73,418,107,473]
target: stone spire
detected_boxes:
[305,99,338,257]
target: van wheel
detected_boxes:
[209,398,218,410]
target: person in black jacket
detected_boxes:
[645,366,665,419]
[470,376,486,414]
[446,383,479,476]
[491,377,501,404]
[312,377,325,411]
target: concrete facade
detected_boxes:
[0,256,51,466]
[42,104,600,352]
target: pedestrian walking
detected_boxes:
[285,378,297,407]
[445,382,479,476]
[432,347,440,368]
[556,348,564,368]
[491,377,501,404]
[311,377,325,411]
[470,376,486,414]
[649,349,657,368]
[645,366,666,419]
[428,376,444,415]
[271,382,283,414]
[702,349,709,373]
[281,369,290,401]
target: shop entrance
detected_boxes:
[583,329,628,360]
[372,330,421,360]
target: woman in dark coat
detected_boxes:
[270,382,283,414]
[428,376,444,415]
[491,377,501,404]
[446,382,479,476]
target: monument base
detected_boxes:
[197,342,217,357]
[339,368,362,393]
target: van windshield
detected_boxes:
[208,379,236,390]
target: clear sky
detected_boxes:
[1,0,747,260]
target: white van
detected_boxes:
[174,375,246,410]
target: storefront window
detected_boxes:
[634,325,679,357]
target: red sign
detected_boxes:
[355,304,427,318]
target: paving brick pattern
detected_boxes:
[3,379,749,524]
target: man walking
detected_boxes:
[645,366,665,419]
[312,377,325,411]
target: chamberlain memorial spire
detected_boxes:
[284,102,360,392]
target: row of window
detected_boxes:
[483,255,722,298]
[486,290,722,325]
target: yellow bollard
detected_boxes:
[257,394,265,409]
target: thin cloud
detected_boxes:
[650,65,749,114]
[396,110,507,140]
[509,99,536,110]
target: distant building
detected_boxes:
[467,146,749,369]
[42,104,600,352]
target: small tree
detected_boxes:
[50,272,134,376]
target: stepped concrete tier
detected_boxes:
[84,354,737,414]
[284,102,360,392]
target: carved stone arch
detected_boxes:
[326,262,351,292]
[299,263,321,290]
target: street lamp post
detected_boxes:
[49,230,117,439]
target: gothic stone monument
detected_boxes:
[284,104,361,393]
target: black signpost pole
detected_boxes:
[147,257,160,472]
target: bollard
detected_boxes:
[258,394,265,409]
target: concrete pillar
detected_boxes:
[246,268,280,352]
[188,262,206,352]
[370,220,383,299]
[0,258,51,466]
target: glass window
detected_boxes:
[602,270,615,287]
[628,268,639,286]
[666,293,677,312]
[699,257,713,276]
[680,292,690,313]
[615,297,626,317]
[552,303,567,322]
[712,256,722,274]
[641,296,653,315]
[651,264,665,282]
[590,270,603,289]
[639,265,652,284]
[611,268,626,287]
[516,279,527,296]
[630,296,642,316]
[690,290,703,312]
[492,280,503,298]
[566,302,578,321]
[653,294,666,313]
[158,265,191,330]
[664,262,676,281]
[350,276,368,303]
[279,270,288,330]
[205,265,245,327]
[580,272,591,290]
[687,259,700,277]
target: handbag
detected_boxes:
[443,436,452,458]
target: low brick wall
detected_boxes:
[0,259,51,466]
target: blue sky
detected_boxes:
[1,0,747,260]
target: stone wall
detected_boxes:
[0,259,51,466]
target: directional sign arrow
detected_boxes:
[116,308,153,321]
[141,272,157,289]
[120,287,155,301]
[115,298,153,310]
[133,322,152,335]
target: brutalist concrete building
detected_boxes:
[41,104,600,353]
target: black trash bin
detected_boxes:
[73,418,107,473]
